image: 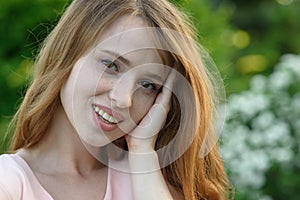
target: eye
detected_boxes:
[138,80,160,92]
[101,59,119,73]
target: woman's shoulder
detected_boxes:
[0,154,24,199]
[0,153,24,176]
[0,153,54,200]
[0,153,17,162]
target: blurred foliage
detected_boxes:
[173,0,237,91]
[221,54,300,200]
[0,0,69,152]
[0,0,299,199]
[175,0,300,93]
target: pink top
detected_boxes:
[0,154,132,200]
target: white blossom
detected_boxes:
[221,54,300,199]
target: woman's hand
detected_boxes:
[124,69,176,153]
[123,69,177,200]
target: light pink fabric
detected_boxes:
[0,154,132,200]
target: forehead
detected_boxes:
[96,15,160,60]
[93,15,170,77]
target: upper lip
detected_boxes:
[93,104,125,122]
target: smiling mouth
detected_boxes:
[92,105,119,124]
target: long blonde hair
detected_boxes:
[9,0,231,199]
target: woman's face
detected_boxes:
[60,15,170,146]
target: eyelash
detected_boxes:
[101,59,160,93]
[138,80,160,92]
[101,59,119,73]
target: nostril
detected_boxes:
[115,94,132,108]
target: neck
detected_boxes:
[21,104,106,176]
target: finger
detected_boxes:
[130,103,166,138]
[132,69,177,135]
[164,68,177,91]
[128,69,177,139]
[156,68,177,107]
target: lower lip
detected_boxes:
[93,111,118,132]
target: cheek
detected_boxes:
[94,76,113,94]
[130,92,157,122]
[65,63,101,97]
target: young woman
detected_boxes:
[0,0,231,199]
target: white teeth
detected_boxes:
[103,113,110,120]
[93,105,119,123]
[108,116,114,122]
[99,110,104,116]
[113,118,118,123]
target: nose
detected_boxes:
[109,78,134,108]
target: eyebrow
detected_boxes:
[101,49,131,65]
[101,49,165,83]
[145,73,164,83]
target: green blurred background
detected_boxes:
[1,0,299,199]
